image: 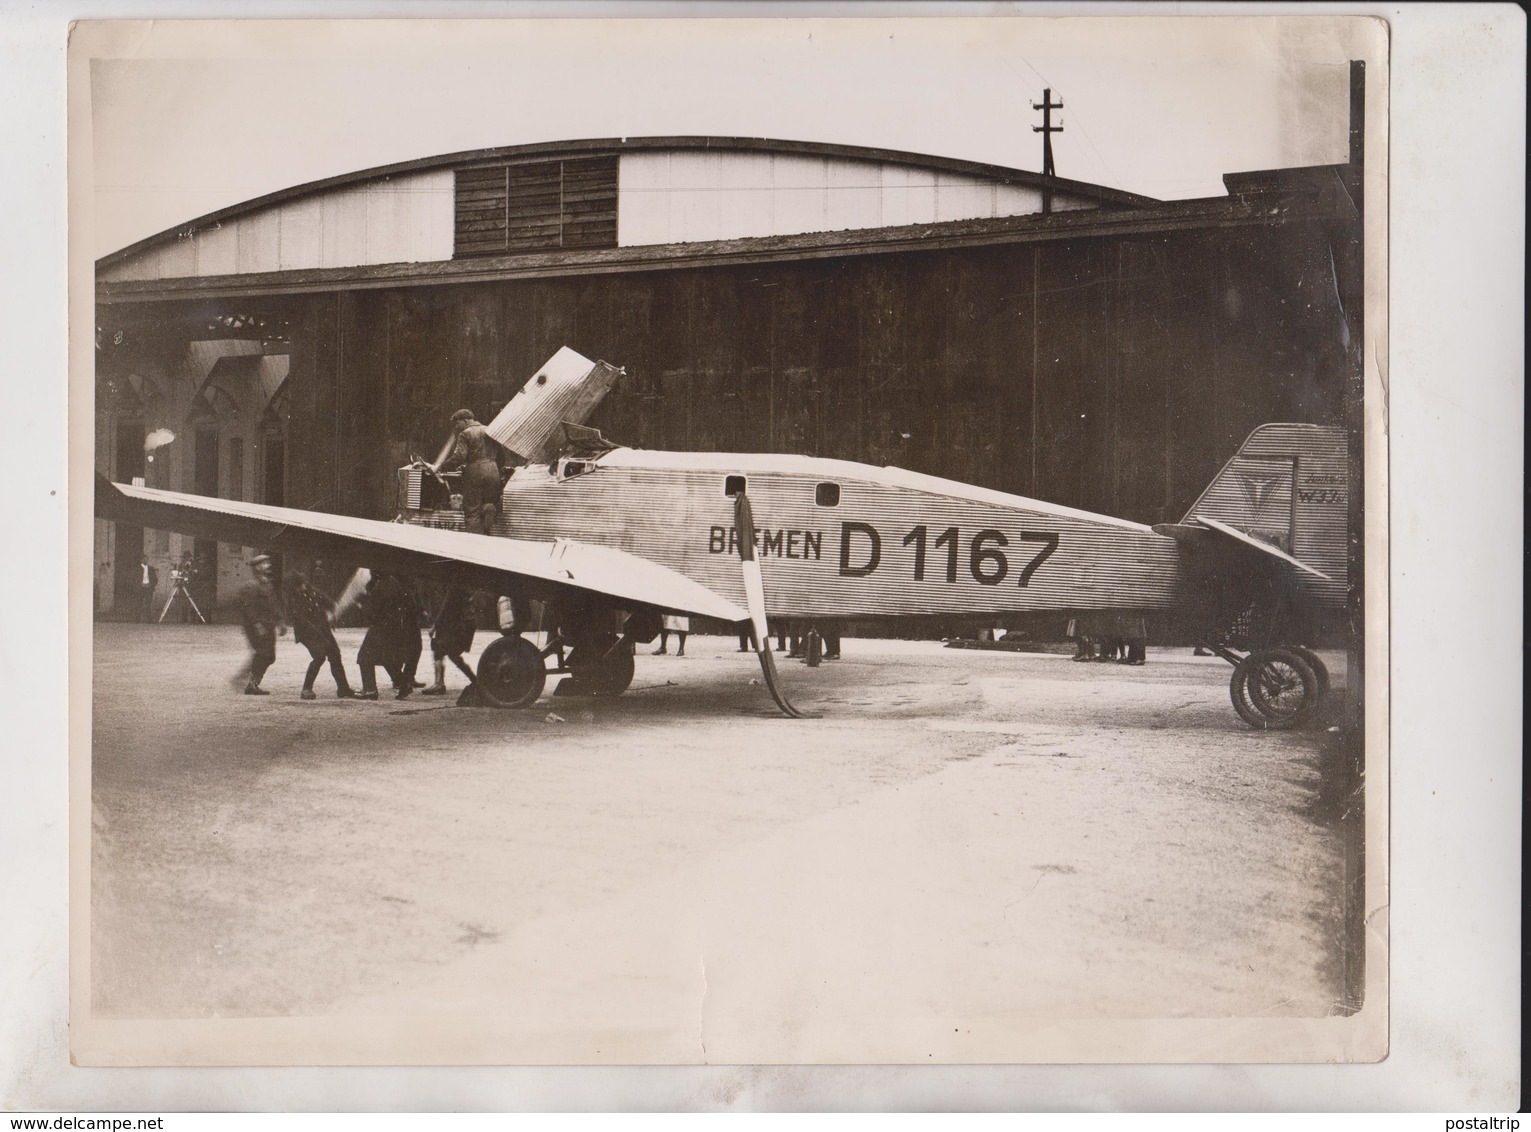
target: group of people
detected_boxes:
[230,407,509,699]
[1067,613,1148,666]
[232,555,482,701]
[732,621,842,661]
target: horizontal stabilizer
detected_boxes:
[1187,514,1333,580]
[1178,422,1347,596]
[95,474,746,622]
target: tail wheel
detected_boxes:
[1287,646,1331,699]
[1230,647,1321,730]
[475,634,547,709]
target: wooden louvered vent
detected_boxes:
[454,156,619,256]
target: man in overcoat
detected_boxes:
[355,571,412,700]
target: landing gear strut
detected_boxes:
[560,632,636,696]
[473,608,642,709]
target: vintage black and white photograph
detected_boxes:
[73,14,1389,1065]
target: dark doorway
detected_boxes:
[263,431,286,507]
[111,418,146,617]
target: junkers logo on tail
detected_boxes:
[1236,470,1286,516]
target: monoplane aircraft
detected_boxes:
[97,348,1350,729]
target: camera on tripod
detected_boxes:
[160,555,207,624]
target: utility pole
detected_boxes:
[1032,87,1063,213]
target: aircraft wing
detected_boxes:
[1155,514,1333,581]
[96,475,748,622]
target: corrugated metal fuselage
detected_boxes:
[410,450,1189,620]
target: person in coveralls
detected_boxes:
[435,409,504,536]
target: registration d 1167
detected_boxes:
[708,520,1061,587]
[838,522,1060,586]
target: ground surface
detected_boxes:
[89,625,1357,1060]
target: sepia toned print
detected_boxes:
[73,15,1389,1065]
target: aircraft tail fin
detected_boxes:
[1180,423,1349,593]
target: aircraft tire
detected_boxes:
[1230,647,1320,730]
[584,643,635,696]
[1287,645,1331,699]
[475,634,547,709]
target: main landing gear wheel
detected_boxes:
[475,634,547,709]
[1230,647,1321,730]
[582,642,635,696]
[561,633,636,697]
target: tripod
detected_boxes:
[158,572,207,624]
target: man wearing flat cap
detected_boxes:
[232,553,284,695]
[434,408,504,536]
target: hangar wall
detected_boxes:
[614,151,1098,246]
[92,141,1358,620]
[96,141,1117,286]
[278,220,1348,541]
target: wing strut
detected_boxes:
[733,490,817,719]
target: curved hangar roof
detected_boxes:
[99,136,1156,284]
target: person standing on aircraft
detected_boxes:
[355,571,411,700]
[654,614,689,656]
[284,570,355,699]
[435,409,504,536]
[422,584,478,695]
[232,554,283,696]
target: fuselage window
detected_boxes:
[815,482,840,507]
[724,475,747,497]
[562,460,588,479]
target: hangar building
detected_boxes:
[94,126,1363,618]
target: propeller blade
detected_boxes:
[332,567,371,620]
[733,490,817,719]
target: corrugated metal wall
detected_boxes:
[617,152,1095,246]
[99,171,455,283]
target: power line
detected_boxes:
[1031,88,1063,216]
[1016,54,1126,192]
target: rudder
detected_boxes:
[1183,423,1349,602]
